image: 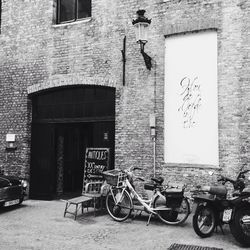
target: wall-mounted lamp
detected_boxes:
[132,10,152,70]
[6,134,17,150]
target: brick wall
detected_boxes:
[0,0,249,191]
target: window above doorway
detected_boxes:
[31,86,115,123]
[56,0,91,24]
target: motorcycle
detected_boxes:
[229,181,250,246]
[192,167,250,246]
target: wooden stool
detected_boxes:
[63,196,93,220]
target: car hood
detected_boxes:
[0,175,21,187]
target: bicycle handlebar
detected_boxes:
[218,175,235,184]
[123,167,144,183]
[136,177,145,182]
[217,169,250,191]
[239,169,250,176]
[134,167,142,171]
[125,166,142,173]
[218,169,250,184]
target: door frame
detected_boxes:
[29,86,116,199]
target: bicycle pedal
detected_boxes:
[134,205,144,211]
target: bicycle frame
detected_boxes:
[110,178,165,215]
[105,169,190,226]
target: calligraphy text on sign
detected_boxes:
[178,76,202,128]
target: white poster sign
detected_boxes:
[164,31,219,166]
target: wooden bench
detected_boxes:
[63,181,105,220]
[63,196,93,220]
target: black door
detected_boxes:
[62,121,115,193]
[30,124,56,199]
[30,86,115,199]
[62,123,92,193]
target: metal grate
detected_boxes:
[168,244,223,250]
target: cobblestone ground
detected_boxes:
[0,200,244,250]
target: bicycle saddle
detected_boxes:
[151,177,164,185]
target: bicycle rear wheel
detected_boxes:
[106,188,133,222]
[153,195,190,225]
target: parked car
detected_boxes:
[0,174,27,208]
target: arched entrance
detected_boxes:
[29,86,115,199]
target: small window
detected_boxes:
[57,0,91,24]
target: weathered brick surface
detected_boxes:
[0,0,249,191]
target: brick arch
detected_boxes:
[27,74,116,95]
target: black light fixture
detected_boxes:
[132,10,152,70]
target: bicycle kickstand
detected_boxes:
[146,213,153,226]
[132,210,142,220]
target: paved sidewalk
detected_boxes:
[0,199,244,250]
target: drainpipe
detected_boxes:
[149,114,156,177]
[153,135,156,177]
[151,59,157,177]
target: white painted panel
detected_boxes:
[164,31,219,166]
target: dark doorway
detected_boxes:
[29,124,56,199]
[61,124,88,194]
[30,86,115,199]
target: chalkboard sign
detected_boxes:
[83,148,110,189]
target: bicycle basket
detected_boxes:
[103,169,126,187]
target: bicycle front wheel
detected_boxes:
[153,195,190,225]
[106,188,133,222]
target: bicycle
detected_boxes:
[102,167,190,226]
